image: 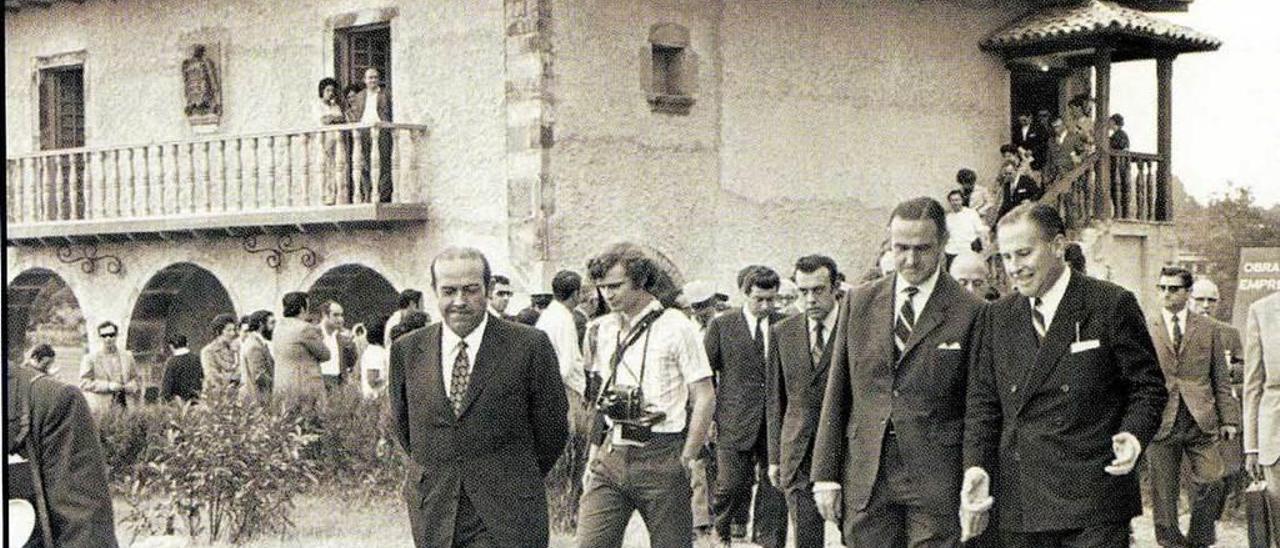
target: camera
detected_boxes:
[597,385,666,443]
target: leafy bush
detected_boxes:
[304,387,406,499]
[97,403,177,486]
[121,390,318,545]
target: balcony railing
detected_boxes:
[1040,149,1168,230]
[6,122,430,227]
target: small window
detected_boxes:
[646,23,695,115]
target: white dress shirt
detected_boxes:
[536,299,587,396]
[440,313,490,399]
[743,306,772,360]
[320,328,341,377]
[1161,307,1189,346]
[945,207,988,255]
[895,267,941,324]
[808,306,840,353]
[360,88,382,123]
[1032,266,1073,334]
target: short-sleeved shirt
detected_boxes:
[588,300,713,434]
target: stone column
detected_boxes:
[504,0,555,290]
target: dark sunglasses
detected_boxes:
[99,332,118,338]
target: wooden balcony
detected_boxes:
[1041,148,1170,231]
[6,122,431,244]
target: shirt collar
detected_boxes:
[809,305,839,331]
[894,265,941,301]
[172,348,190,357]
[1162,306,1188,327]
[443,312,489,353]
[1032,264,1072,317]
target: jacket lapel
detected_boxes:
[869,277,895,376]
[417,324,449,415]
[1180,314,1202,359]
[1151,314,1175,357]
[898,274,955,363]
[1013,273,1086,416]
[457,321,501,418]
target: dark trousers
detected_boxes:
[786,487,828,548]
[1147,403,1225,547]
[406,489,493,548]
[713,424,787,547]
[576,433,692,548]
[999,522,1130,548]
[357,128,394,203]
[846,434,958,548]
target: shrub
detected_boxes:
[303,387,407,499]
[97,403,177,487]
[121,390,318,545]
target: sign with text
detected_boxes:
[1233,247,1280,330]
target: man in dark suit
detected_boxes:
[160,334,203,402]
[346,66,393,203]
[387,246,569,547]
[961,202,1168,548]
[766,254,843,548]
[706,266,788,548]
[811,197,984,547]
[1145,266,1238,548]
[1044,117,1085,186]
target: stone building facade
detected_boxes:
[5,0,1212,381]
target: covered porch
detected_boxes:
[983,0,1220,229]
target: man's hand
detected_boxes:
[1220,425,1239,441]
[680,452,700,477]
[767,464,782,489]
[1104,432,1142,475]
[814,487,842,524]
[959,467,994,542]
[1247,453,1264,481]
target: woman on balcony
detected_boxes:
[315,77,348,205]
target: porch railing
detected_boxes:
[6,122,430,225]
[1039,149,1167,230]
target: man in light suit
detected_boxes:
[1244,290,1280,541]
[811,197,985,548]
[766,254,843,548]
[962,202,1167,548]
[706,265,788,548]
[387,246,568,547]
[1188,278,1248,524]
[1145,266,1238,548]
[271,292,330,403]
[346,66,393,203]
[78,321,141,420]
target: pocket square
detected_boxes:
[1070,339,1101,353]
[937,342,962,350]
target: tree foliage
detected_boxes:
[1177,183,1280,320]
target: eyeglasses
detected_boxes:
[1191,297,1219,303]
[495,291,513,297]
[99,333,118,338]
[1156,284,1187,293]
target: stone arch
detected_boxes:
[126,262,236,386]
[5,268,88,385]
[306,263,399,332]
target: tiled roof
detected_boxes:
[983,0,1220,51]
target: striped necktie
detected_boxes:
[811,320,826,367]
[894,286,919,357]
[1031,298,1047,344]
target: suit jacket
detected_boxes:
[387,317,568,547]
[1045,131,1085,183]
[1209,316,1245,385]
[1245,292,1280,466]
[271,317,330,399]
[766,308,839,493]
[238,333,274,399]
[77,348,140,419]
[346,86,392,122]
[963,272,1167,532]
[8,366,119,547]
[1148,311,1239,439]
[706,308,786,451]
[810,272,983,529]
[160,352,204,402]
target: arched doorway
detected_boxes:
[126,263,236,388]
[307,264,399,332]
[6,268,87,386]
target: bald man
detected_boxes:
[1188,278,1247,536]
[949,252,991,299]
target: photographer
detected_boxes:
[576,245,716,548]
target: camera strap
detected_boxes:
[595,308,665,409]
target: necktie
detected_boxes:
[894,286,919,356]
[811,320,826,367]
[1031,298,1047,344]
[1171,314,1183,352]
[754,317,765,356]
[450,340,471,416]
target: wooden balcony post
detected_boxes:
[1156,55,1174,221]
[1094,47,1113,220]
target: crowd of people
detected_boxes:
[5,141,1276,548]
